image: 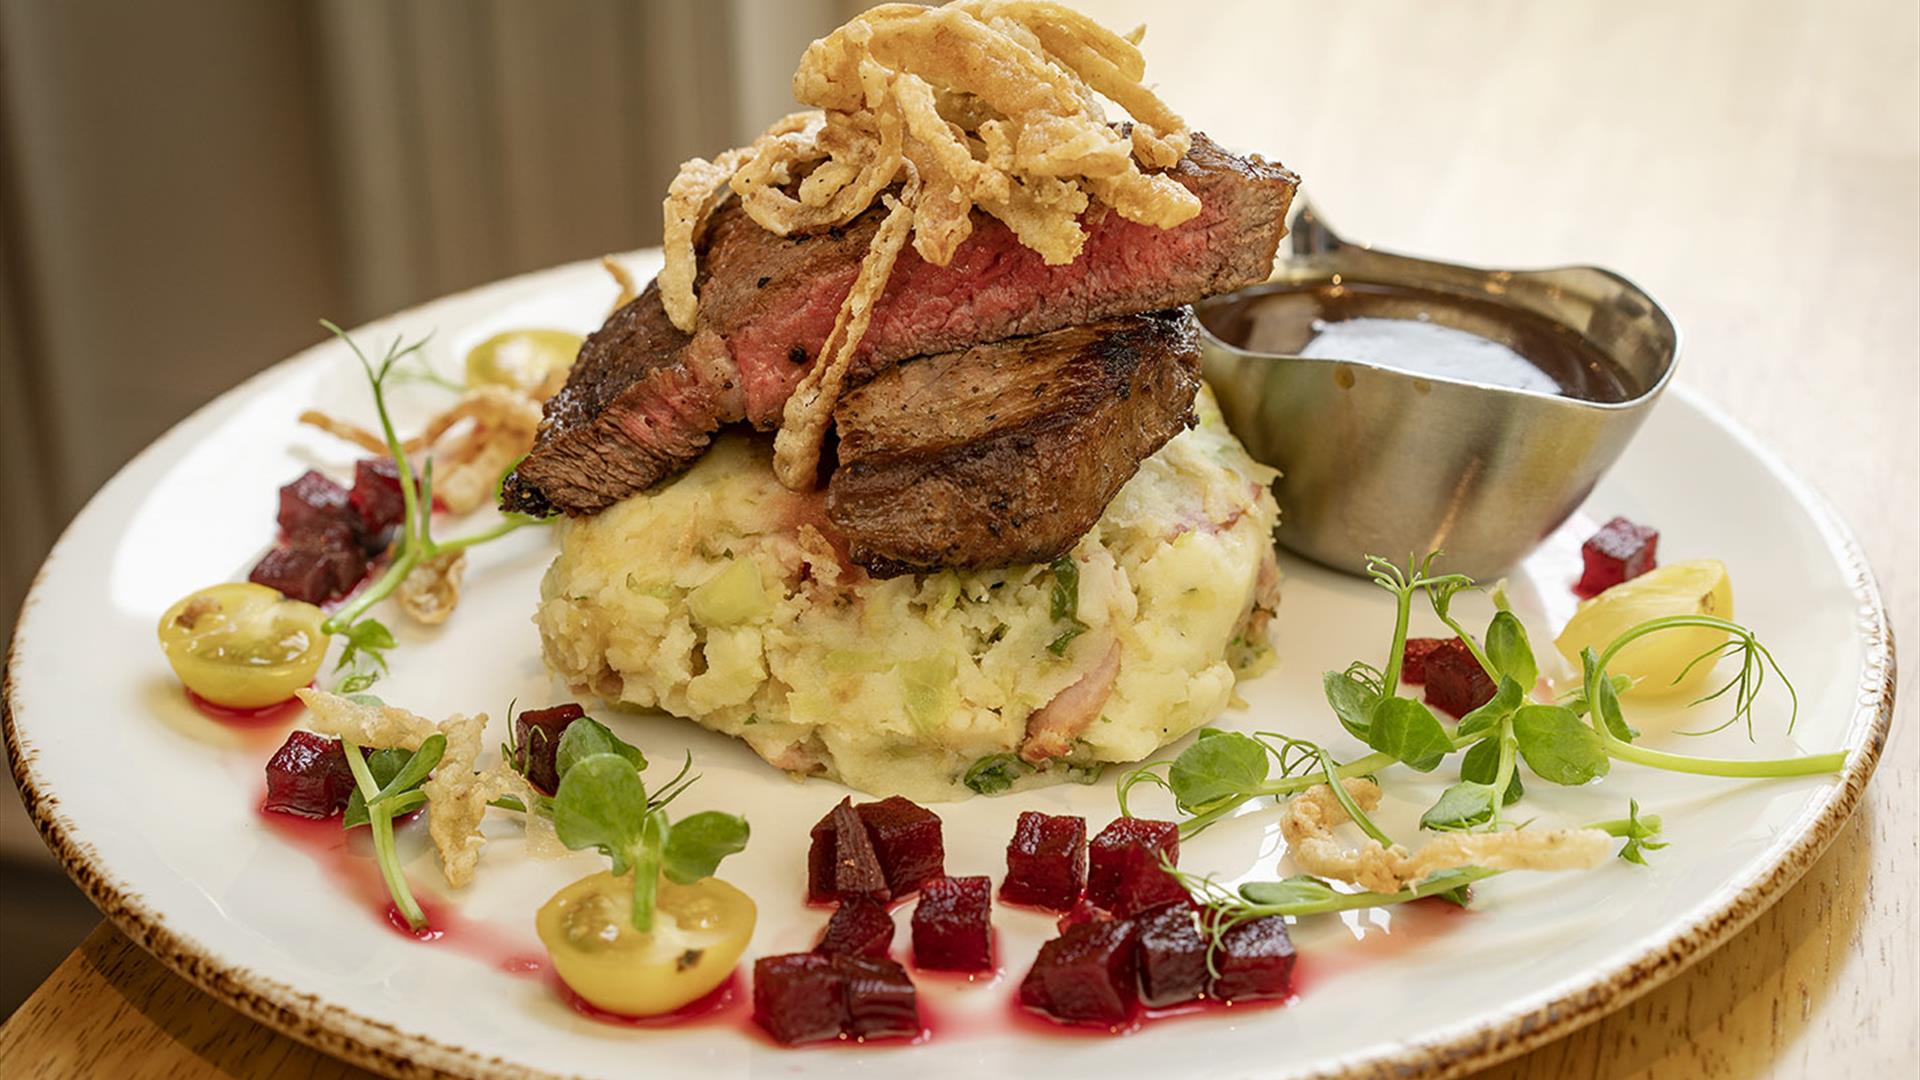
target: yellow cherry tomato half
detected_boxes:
[465,329,583,396]
[1555,560,1735,699]
[537,871,756,1017]
[156,583,329,708]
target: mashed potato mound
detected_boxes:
[536,386,1280,801]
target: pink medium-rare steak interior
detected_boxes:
[500,131,1297,518]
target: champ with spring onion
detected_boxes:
[536,387,1281,801]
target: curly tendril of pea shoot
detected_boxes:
[316,320,553,687]
[1115,552,1847,858]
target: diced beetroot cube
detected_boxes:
[839,955,920,1040]
[807,798,888,904]
[1576,516,1659,597]
[1207,915,1295,1002]
[263,731,359,818]
[277,470,352,537]
[1086,818,1186,917]
[1400,637,1449,685]
[249,540,368,605]
[250,545,328,604]
[1422,638,1497,719]
[274,469,375,561]
[752,954,848,1045]
[512,703,584,795]
[1056,898,1115,934]
[855,796,944,897]
[1018,919,1140,1027]
[910,875,993,972]
[816,897,895,958]
[1135,902,1209,1007]
[1001,810,1087,911]
[350,458,408,540]
[751,953,920,1045]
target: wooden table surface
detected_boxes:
[2,1,1914,1077]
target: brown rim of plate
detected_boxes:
[0,307,1897,1078]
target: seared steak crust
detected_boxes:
[502,132,1296,519]
[500,283,739,516]
[826,309,1203,576]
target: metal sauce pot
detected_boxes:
[1198,201,1679,581]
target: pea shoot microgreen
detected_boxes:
[336,697,745,934]
[555,715,649,777]
[337,726,446,932]
[314,321,553,691]
[1116,550,1848,912]
[332,618,396,694]
[1166,806,1663,970]
[549,746,748,932]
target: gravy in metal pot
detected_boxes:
[1200,281,1639,403]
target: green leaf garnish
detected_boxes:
[555,717,647,781]
[1484,610,1538,689]
[1511,704,1610,785]
[1364,696,1451,772]
[963,753,1028,795]
[1458,734,1524,804]
[1419,781,1501,831]
[1322,670,1379,742]
[548,749,746,931]
[1616,799,1668,864]
[343,748,409,829]
[1238,875,1341,907]
[661,811,751,884]
[1167,730,1270,808]
[331,617,396,693]
[1582,647,1639,742]
[343,733,445,828]
[552,753,653,878]
[1456,676,1524,739]
[1111,549,1842,863]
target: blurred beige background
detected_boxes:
[1,1,1915,1071]
[0,0,864,1012]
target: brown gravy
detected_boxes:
[1201,281,1639,403]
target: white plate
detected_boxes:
[3,251,1892,1080]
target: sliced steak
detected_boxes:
[701,132,1294,426]
[500,283,741,516]
[825,309,1202,576]
[503,133,1295,516]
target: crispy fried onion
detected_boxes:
[1280,779,1613,894]
[773,178,919,488]
[397,550,467,625]
[655,1,1196,488]
[416,387,542,514]
[421,718,529,889]
[296,690,534,889]
[301,385,541,520]
[656,142,759,329]
[601,255,639,313]
[298,687,439,750]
